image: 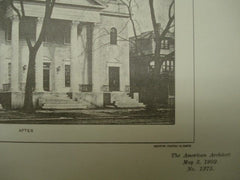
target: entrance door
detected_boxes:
[109,67,120,91]
[43,63,50,91]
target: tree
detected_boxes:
[149,0,174,76]
[147,0,175,109]
[9,0,55,112]
[122,0,175,109]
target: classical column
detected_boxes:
[92,23,102,92]
[70,20,80,93]
[0,49,2,90]
[79,24,88,86]
[11,16,20,92]
[35,17,44,92]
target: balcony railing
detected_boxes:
[101,85,109,92]
[79,84,92,92]
[2,83,11,91]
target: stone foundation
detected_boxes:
[0,92,45,109]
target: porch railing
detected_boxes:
[2,83,10,91]
[79,84,92,92]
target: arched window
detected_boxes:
[110,27,117,45]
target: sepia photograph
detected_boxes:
[0,0,175,125]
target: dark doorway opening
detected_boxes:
[109,67,120,92]
[43,62,50,91]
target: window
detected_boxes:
[19,17,36,40]
[148,60,155,72]
[149,60,155,68]
[160,61,166,73]
[161,39,169,49]
[5,20,12,41]
[64,25,71,44]
[110,27,117,45]
[44,20,71,44]
[160,60,174,73]
[8,63,11,83]
[65,65,70,87]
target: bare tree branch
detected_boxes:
[34,0,55,51]
[149,0,160,56]
[10,0,21,20]
[120,0,141,55]
[161,1,175,39]
[10,0,33,48]
[118,19,129,34]
[168,1,174,19]
[19,0,25,17]
[19,0,33,48]
[149,0,175,81]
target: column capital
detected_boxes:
[10,15,19,22]
[93,22,101,27]
[72,20,80,26]
[37,17,44,24]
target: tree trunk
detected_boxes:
[9,0,56,112]
[23,49,37,113]
[147,0,162,109]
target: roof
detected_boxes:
[28,0,106,9]
[131,29,174,40]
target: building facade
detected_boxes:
[0,0,143,109]
[130,28,175,106]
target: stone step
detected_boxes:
[39,94,91,110]
[111,93,146,108]
[42,103,88,110]
[115,102,145,108]
[115,99,143,105]
[44,99,82,104]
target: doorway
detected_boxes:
[109,67,120,92]
[43,62,50,91]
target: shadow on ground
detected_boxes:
[0,108,175,125]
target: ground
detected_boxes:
[0,108,174,125]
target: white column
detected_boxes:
[11,16,20,92]
[70,20,80,93]
[92,23,102,92]
[35,17,44,92]
[0,45,3,90]
[0,50,2,90]
[79,25,88,85]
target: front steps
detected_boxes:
[38,92,145,110]
[111,92,145,108]
[39,94,89,110]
